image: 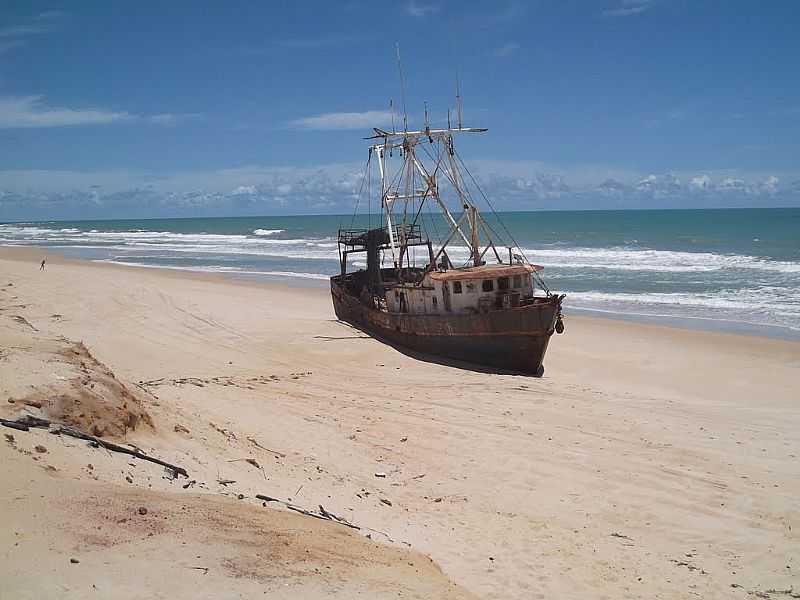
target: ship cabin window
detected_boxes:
[513,274,522,288]
[453,281,463,294]
[432,296,438,307]
[482,279,494,292]
[465,281,476,293]
[498,276,510,291]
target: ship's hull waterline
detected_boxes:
[331,275,563,375]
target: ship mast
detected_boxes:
[366,53,501,272]
[367,125,493,270]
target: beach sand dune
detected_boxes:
[1,316,152,437]
[1,247,798,599]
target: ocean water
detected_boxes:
[1,208,799,338]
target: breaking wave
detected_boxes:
[1,220,798,335]
[2,223,797,274]
[568,289,800,332]
[468,246,800,274]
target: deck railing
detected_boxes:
[337,224,423,249]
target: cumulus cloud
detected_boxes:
[719,177,746,192]
[760,175,779,194]
[0,162,796,221]
[690,175,712,190]
[635,173,681,196]
[596,178,627,195]
[289,110,393,130]
[231,185,257,195]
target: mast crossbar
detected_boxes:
[368,127,487,152]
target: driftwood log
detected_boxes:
[1,415,51,431]
[0,419,30,432]
[255,494,360,530]
[1,415,188,478]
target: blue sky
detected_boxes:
[1,0,798,219]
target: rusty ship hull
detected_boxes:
[331,275,562,375]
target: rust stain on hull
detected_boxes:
[331,277,561,375]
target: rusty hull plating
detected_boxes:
[331,272,563,375]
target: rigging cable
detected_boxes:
[349,150,373,230]
[453,148,552,295]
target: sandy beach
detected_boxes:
[1,246,798,599]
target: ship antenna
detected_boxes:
[396,43,408,132]
[455,72,463,129]
[390,98,396,134]
[424,101,434,143]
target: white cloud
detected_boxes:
[636,174,658,189]
[602,1,655,17]
[719,177,746,191]
[0,25,51,38]
[0,95,132,128]
[0,96,198,129]
[493,42,520,57]
[471,159,642,188]
[760,175,779,194]
[146,113,200,126]
[0,10,67,57]
[289,110,392,130]
[0,10,66,39]
[596,178,627,195]
[405,1,439,17]
[634,173,681,196]
[0,161,796,220]
[231,185,257,195]
[690,175,712,190]
[36,10,67,20]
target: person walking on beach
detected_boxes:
[40,258,46,271]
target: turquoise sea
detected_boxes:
[2,208,799,338]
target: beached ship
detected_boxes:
[331,97,565,376]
